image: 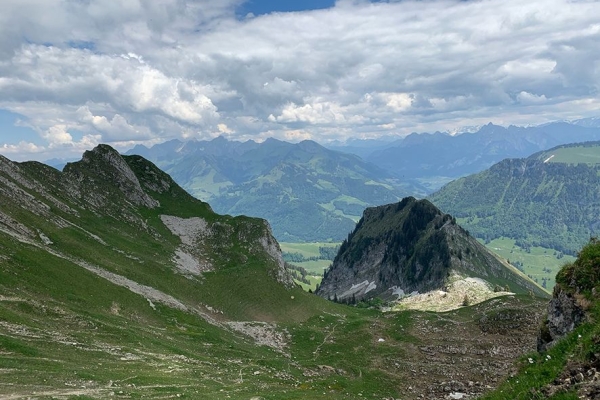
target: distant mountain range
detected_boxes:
[124,119,600,243]
[127,137,424,242]
[429,141,600,255]
[328,121,600,191]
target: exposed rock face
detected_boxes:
[160,215,214,277]
[317,197,545,302]
[537,238,600,352]
[63,144,159,210]
[158,214,294,286]
[538,287,586,351]
[258,222,295,288]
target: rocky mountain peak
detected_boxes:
[65,144,159,209]
[317,197,545,302]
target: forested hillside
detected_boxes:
[429,142,600,255]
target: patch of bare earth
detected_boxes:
[226,322,290,354]
[381,296,546,399]
[160,215,213,277]
[391,274,513,313]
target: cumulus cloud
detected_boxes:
[1,141,45,156]
[76,106,152,140]
[0,0,599,160]
[43,125,73,146]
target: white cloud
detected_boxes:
[217,123,234,134]
[76,106,152,140]
[283,130,313,142]
[1,141,44,156]
[0,0,599,160]
[43,125,73,146]
[380,93,413,113]
[517,91,548,105]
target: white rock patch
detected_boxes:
[173,249,203,276]
[340,280,377,299]
[391,272,513,312]
[160,215,209,246]
[160,215,213,276]
[226,322,289,353]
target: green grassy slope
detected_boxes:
[535,142,600,165]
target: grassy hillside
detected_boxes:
[535,142,600,165]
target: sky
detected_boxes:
[0,0,599,161]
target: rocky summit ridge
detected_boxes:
[317,197,547,303]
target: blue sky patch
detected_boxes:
[237,0,336,17]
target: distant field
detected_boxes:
[296,275,322,292]
[293,259,332,275]
[483,237,575,290]
[415,176,455,192]
[544,145,600,165]
[280,242,340,258]
[281,242,338,291]
[318,195,367,222]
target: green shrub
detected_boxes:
[555,238,600,297]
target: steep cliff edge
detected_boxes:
[316,197,546,302]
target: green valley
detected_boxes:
[478,237,576,291]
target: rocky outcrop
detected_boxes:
[258,221,295,288]
[537,239,600,352]
[158,213,293,286]
[537,286,586,352]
